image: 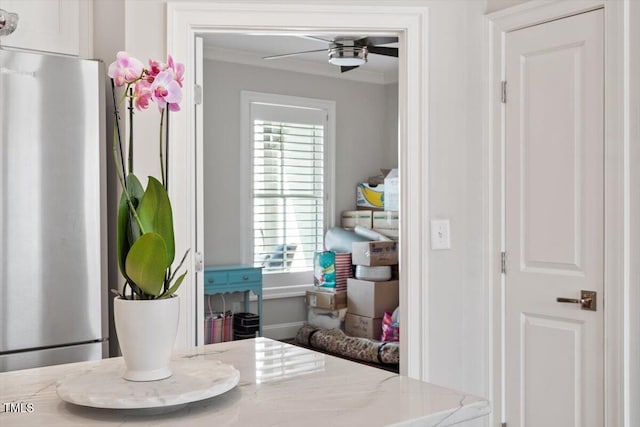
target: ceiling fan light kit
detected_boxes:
[328,44,368,66]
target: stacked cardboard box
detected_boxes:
[308,250,353,329]
[305,289,348,329]
[373,211,399,239]
[341,210,373,230]
[346,241,399,340]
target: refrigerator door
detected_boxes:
[0,49,106,353]
[0,341,107,372]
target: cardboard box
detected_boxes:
[345,313,382,340]
[307,307,347,329]
[306,290,347,310]
[384,168,399,212]
[341,210,373,229]
[351,241,398,266]
[356,183,384,210]
[347,278,399,318]
[373,211,399,230]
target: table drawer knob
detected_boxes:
[243,275,249,280]
[208,278,214,284]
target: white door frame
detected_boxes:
[166,2,430,379]
[485,1,636,426]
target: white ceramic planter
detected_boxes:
[114,296,180,382]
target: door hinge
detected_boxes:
[194,84,203,105]
[501,81,507,103]
[501,251,506,274]
[194,251,204,272]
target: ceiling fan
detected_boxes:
[263,36,398,73]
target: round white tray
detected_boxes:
[56,357,240,410]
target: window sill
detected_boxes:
[260,283,314,300]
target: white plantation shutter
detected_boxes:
[251,103,327,272]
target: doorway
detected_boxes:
[167,3,430,378]
[196,33,399,342]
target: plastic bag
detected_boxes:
[381,311,399,342]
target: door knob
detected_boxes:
[556,290,597,311]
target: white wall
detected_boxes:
[424,1,487,410]
[202,58,397,265]
[628,1,640,424]
[485,0,530,13]
[91,0,125,357]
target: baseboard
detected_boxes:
[262,321,305,341]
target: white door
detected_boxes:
[504,9,604,427]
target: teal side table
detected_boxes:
[204,265,263,336]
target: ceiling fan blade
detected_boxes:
[263,48,328,60]
[358,36,398,46]
[299,35,335,43]
[340,65,359,73]
[367,46,399,57]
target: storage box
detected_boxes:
[351,241,398,266]
[306,290,347,310]
[347,278,399,318]
[384,168,399,212]
[233,312,260,329]
[341,210,373,229]
[356,183,384,210]
[373,211,399,230]
[307,307,348,329]
[345,313,383,340]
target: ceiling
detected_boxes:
[200,33,399,84]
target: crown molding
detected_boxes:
[202,45,397,85]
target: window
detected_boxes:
[253,118,324,272]
[241,92,335,288]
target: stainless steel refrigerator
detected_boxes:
[0,48,108,372]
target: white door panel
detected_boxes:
[505,9,603,427]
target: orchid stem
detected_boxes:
[159,110,165,187]
[165,108,170,191]
[110,80,128,183]
[128,88,134,174]
[112,124,146,235]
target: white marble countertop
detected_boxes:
[0,338,490,426]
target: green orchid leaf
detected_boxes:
[159,270,188,299]
[137,176,175,267]
[125,232,168,297]
[116,174,144,278]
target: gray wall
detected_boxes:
[202,58,398,338]
[202,58,398,265]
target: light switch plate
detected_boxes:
[430,219,451,250]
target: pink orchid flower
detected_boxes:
[147,59,168,82]
[108,52,144,87]
[133,80,152,110]
[150,70,182,112]
[168,55,185,87]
